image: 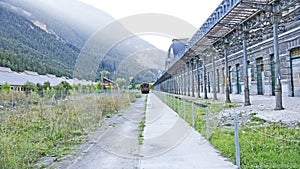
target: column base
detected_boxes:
[274,85,284,110]
[244,88,251,106]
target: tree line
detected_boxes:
[0,81,102,99]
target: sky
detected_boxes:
[79,0,223,51]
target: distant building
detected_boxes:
[102,77,118,90]
[0,67,94,91]
[166,38,189,70]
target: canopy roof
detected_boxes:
[155,0,299,85]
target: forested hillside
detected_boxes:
[0,0,167,82]
[0,5,78,77]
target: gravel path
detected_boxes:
[217,93,300,126]
[180,92,300,126]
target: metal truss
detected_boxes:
[155,0,299,85]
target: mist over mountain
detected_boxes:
[2,0,114,48]
[0,0,166,82]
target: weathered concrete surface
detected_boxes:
[140,93,237,169]
[50,95,146,169]
[50,93,236,169]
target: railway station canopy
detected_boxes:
[155,0,299,85]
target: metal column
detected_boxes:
[203,57,208,99]
[183,68,187,95]
[212,54,217,100]
[191,59,195,97]
[242,26,251,106]
[224,43,231,103]
[181,68,184,96]
[187,61,190,96]
[272,1,283,110]
[175,74,178,94]
[196,57,201,98]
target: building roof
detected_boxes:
[0,67,94,86]
[0,67,13,72]
[102,77,117,85]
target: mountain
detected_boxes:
[0,4,78,76]
[0,0,166,82]
[1,0,115,49]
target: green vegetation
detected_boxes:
[138,95,148,145]
[0,91,140,168]
[0,7,78,77]
[0,80,103,100]
[248,113,267,126]
[210,125,300,169]
[138,116,146,145]
[128,69,159,86]
[156,92,300,169]
[0,82,11,91]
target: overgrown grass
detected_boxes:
[210,124,300,169]
[0,92,140,168]
[155,92,300,169]
[138,116,146,145]
[138,94,147,145]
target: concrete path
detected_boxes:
[140,93,237,169]
[52,93,237,169]
[51,95,146,169]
